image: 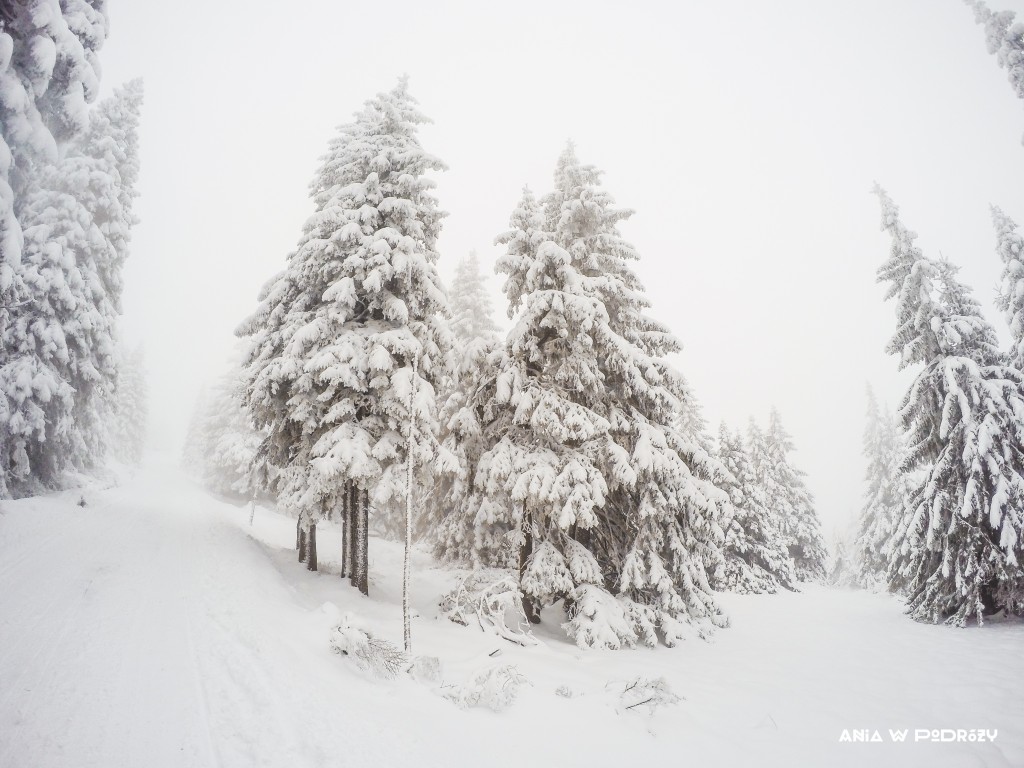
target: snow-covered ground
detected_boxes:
[1,456,1021,768]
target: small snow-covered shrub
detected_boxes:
[443,664,530,712]
[439,571,538,646]
[520,541,574,606]
[610,676,681,714]
[563,584,639,650]
[329,613,408,679]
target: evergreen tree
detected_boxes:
[2,80,142,494]
[0,0,109,498]
[755,410,828,582]
[714,423,797,594]
[854,386,906,590]
[874,187,1024,624]
[110,344,146,464]
[461,147,728,648]
[966,1,1024,139]
[826,524,859,588]
[671,392,731,597]
[238,79,454,592]
[432,336,511,566]
[991,206,1024,369]
[449,250,499,344]
[185,367,264,498]
[0,0,107,270]
[181,385,209,475]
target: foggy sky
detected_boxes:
[96,0,1024,536]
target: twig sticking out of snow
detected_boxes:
[608,677,681,715]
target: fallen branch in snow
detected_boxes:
[439,572,538,647]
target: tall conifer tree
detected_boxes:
[238,79,454,593]
[457,146,728,648]
[854,387,906,590]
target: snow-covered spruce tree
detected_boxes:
[449,250,500,344]
[238,79,454,588]
[109,344,146,464]
[431,335,512,566]
[965,1,1024,139]
[0,1,108,498]
[671,390,731,595]
[854,386,906,590]
[430,205,530,568]
[992,206,1024,370]
[754,410,828,582]
[0,0,107,269]
[875,187,1024,624]
[826,524,859,588]
[2,80,142,493]
[713,423,797,594]
[185,368,265,498]
[465,147,728,648]
[181,385,209,475]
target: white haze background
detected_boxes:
[96,0,1024,533]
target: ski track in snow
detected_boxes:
[0,456,1022,768]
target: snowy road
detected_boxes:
[1,460,1022,768]
[0,466,439,768]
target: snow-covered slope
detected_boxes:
[1,457,1021,768]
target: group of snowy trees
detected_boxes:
[0,2,146,498]
[845,1,1024,626]
[714,411,827,595]
[855,191,1024,625]
[209,78,827,649]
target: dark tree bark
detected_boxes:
[298,524,307,563]
[980,581,999,616]
[296,517,301,551]
[354,487,369,596]
[347,483,358,585]
[349,485,358,588]
[340,484,350,579]
[519,512,540,624]
[307,522,318,572]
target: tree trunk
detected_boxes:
[295,517,301,551]
[354,487,369,596]
[349,485,358,589]
[298,524,307,563]
[348,483,358,586]
[340,484,350,579]
[403,355,418,654]
[519,512,540,624]
[307,522,318,572]
[980,580,999,616]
